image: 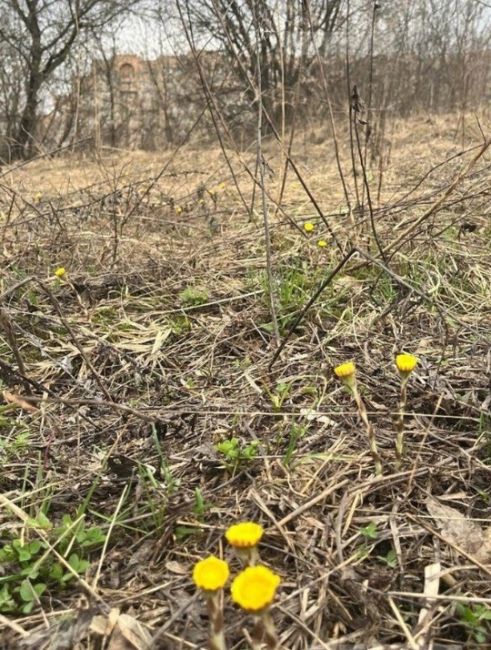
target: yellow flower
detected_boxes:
[225,522,263,548]
[231,566,280,612]
[175,205,183,215]
[395,353,418,374]
[210,182,225,194]
[54,267,66,278]
[303,222,315,233]
[317,239,327,248]
[334,361,356,379]
[192,556,230,591]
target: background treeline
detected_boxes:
[0,0,490,160]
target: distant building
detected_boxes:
[49,52,250,151]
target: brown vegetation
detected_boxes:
[0,110,490,647]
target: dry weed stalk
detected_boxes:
[253,3,279,346]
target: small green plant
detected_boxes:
[193,488,212,520]
[179,286,209,306]
[232,355,252,370]
[276,265,309,313]
[377,549,398,568]
[360,522,378,540]
[216,437,259,470]
[175,525,202,542]
[0,404,31,461]
[267,381,292,411]
[0,428,31,460]
[258,261,320,333]
[354,523,379,562]
[283,423,307,466]
[151,424,179,495]
[0,513,105,613]
[168,314,191,334]
[91,305,120,326]
[456,603,491,644]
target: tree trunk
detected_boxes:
[11,72,42,159]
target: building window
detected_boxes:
[119,63,135,80]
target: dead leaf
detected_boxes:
[426,497,491,563]
[3,390,38,413]
[165,560,188,575]
[417,561,441,633]
[109,614,153,650]
[18,608,100,649]
[90,609,152,650]
[300,408,336,426]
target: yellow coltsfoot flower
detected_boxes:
[192,556,230,592]
[231,565,280,612]
[334,361,356,380]
[303,221,315,233]
[317,239,328,248]
[54,267,66,278]
[395,353,418,375]
[225,522,263,549]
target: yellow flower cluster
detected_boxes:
[192,521,281,612]
[334,356,419,379]
[333,354,420,473]
[303,221,315,233]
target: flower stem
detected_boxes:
[251,611,279,650]
[352,384,382,475]
[395,376,409,467]
[238,546,260,567]
[207,591,227,650]
[261,611,279,649]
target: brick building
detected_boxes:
[54,52,248,151]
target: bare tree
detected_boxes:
[172,0,345,126]
[0,0,142,160]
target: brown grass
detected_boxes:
[0,113,490,649]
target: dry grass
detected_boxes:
[0,113,490,649]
